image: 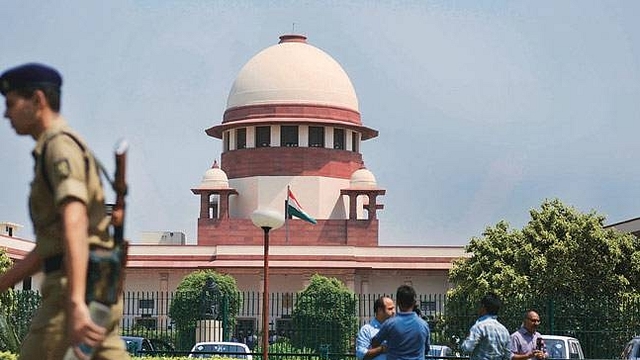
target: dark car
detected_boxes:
[122,336,176,357]
[621,336,640,360]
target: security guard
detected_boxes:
[0,63,129,359]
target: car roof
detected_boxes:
[540,335,579,341]
[192,342,248,346]
[122,336,145,341]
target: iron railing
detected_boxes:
[3,290,640,359]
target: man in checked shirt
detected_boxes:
[461,293,512,360]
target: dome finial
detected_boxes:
[212,160,219,169]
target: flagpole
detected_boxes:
[285,185,290,244]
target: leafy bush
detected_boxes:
[0,250,39,353]
[0,351,17,360]
[291,274,357,355]
[0,289,41,352]
[169,270,241,350]
[255,336,315,356]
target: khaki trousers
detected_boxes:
[19,271,129,360]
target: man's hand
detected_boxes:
[532,349,546,359]
[363,344,386,360]
[67,300,107,358]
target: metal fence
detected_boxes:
[120,291,640,359]
[122,292,449,354]
[122,292,640,358]
[123,292,447,331]
[4,290,640,358]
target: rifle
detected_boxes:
[85,139,129,305]
[111,139,128,251]
[110,139,129,297]
[64,140,130,360]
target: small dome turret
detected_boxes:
[349,167,377,189]
[197,161,230,189]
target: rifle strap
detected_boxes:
[41,132,126,250]
[40,131,116,193]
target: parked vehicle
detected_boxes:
[540,335,584,359]
[428,344,455,358]
[149,338,176,354]
[123,336,154,356]
[122,336,175,356]
[621,336,640,360]
[188,341,253,359]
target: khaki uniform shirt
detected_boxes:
[30,118,112,260]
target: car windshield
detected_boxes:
[544,339,566,359]
[124,339,139,353]
[427,346,444,356]
[192,344,248,359]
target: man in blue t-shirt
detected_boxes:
[371,285,430,360]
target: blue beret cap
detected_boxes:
[0,63,62,96]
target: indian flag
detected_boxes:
[286,188,317,224]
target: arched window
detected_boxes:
[236,128,246,149]
[223,131,230,152]
[256,126,271,147]
[281,126,299,147]
[334,128,345,149]
[351,132,359,152]
[309,126,324,147]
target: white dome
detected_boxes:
[226,35,359,112]
[350,168,377,188]
[198,163,230,189]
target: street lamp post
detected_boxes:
[250,209,284,360]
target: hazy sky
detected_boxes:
[2,1,639,246]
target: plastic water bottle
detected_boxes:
[63,301,111,360]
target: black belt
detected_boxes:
[44,254,63,274]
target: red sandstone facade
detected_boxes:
[220,147,364,179]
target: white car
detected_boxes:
[188,341,253,359]
[540,335,584,359]
[428,344,455,357]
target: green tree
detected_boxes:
[446,198,640,358]
[0,248,20,353]
[168,270,241,350]
[291,274,358,355]
[0,250,11,274]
